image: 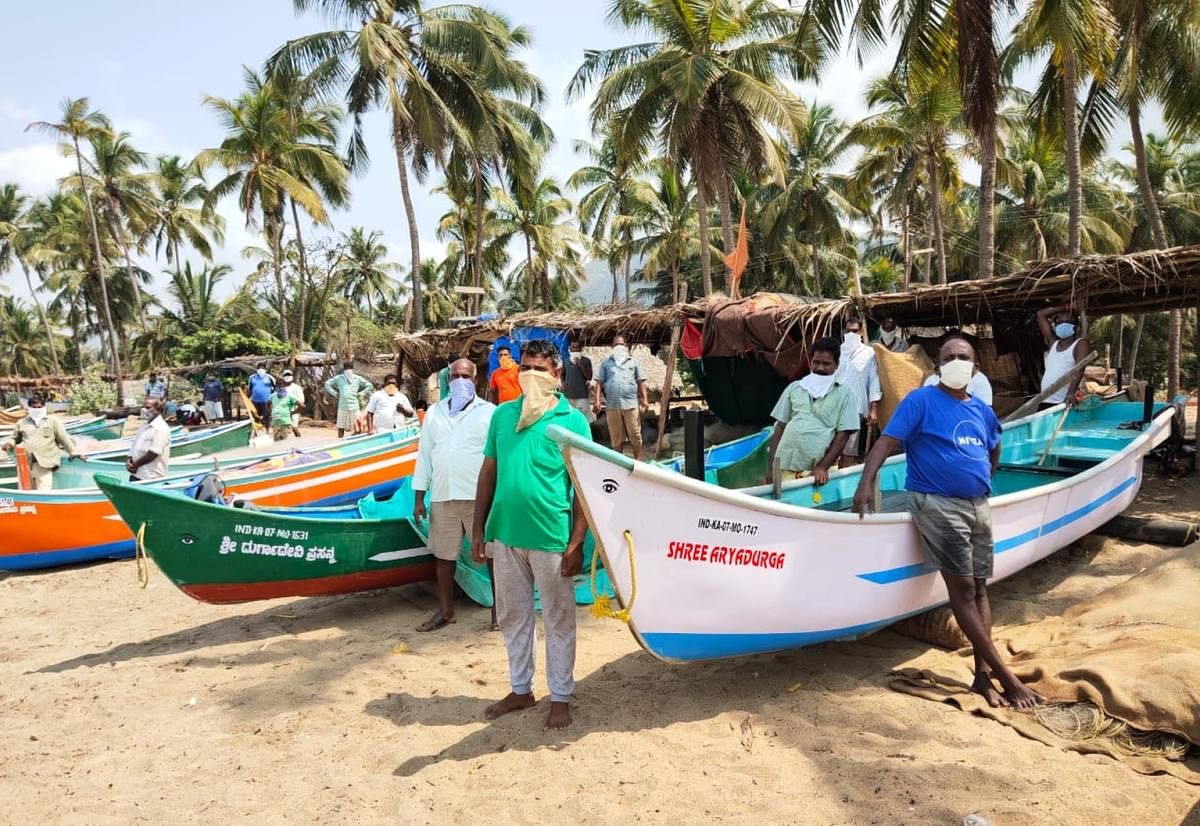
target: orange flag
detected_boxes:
[724,202,749,298]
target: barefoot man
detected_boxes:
[471,339,592,729]
[412,358,495,632]
[852,336,1042,710]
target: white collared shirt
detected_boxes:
[834,342,882,419]
[412,396,496,503]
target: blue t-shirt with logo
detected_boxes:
[248,372,276,403]
[883,386,1002,498]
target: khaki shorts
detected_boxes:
[427,500,475,561]
[29,462,55,491]
[606,406,641,451]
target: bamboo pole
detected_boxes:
[653,321,683,460]
[1002,351,1099,422]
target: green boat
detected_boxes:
[95,474,435,604]
[67,417,128,440]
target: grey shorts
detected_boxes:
[908,492,994,579]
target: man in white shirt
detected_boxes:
[922,368,994,405]
[834,318,882,467]
[365,373,415,434]
[126,397,172,481]
[281,369,305,437]
[412,359,496,632]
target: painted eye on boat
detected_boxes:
[601,478,620,494]
[180,534,196,545]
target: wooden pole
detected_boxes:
[1002,351,1099,422]
[653,321,683,460]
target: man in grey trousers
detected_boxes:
[471,339,592,729]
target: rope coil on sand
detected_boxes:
[135,522,150,589]
[591,530,637,623]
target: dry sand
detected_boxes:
[2,478,1199,824]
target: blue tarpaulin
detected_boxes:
[487,326,569,375]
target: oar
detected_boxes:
[1002,350,1099,423]
[1037,406,1072,467]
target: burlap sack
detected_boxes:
[872,343,935,430]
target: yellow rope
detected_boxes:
[590,530,637,623]
[135,522,149,589]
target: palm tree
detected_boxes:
[337,227,402,319]
[0,185,63,374]
[27,98,122,382]
[1011,0,1118,257]
[569,0,815,296]
[492,175,586,310]
[271,0,543,329]
[198,70,349,346]
[849,76,965,284]
[0,297,54,378]
[153,155,224,266]
[632,162,703,304]
[759,104,860,296]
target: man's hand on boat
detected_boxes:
[851,484,874,518]
[812,465,830,486]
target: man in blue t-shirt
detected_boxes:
[247,362,276,422]
[852,336,1042,711]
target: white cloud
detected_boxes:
[0,142,73,196]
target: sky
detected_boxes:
[0,1,1165,304]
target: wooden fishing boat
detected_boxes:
[65,417,126,440]
[552,399,1177,663]
[0,429,420,571]
[95,476,434,603]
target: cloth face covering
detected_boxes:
[880,328,901,347]
[499,355,515,370]
[612,345,629,361]
[27,407,46,424]
[842,332,862,349]
[449,377,474,414]
[798,372,836,399]
[939,359,974,390]
[516,370,558,430]
[257,368,267,377]
[1055,323,1076,339]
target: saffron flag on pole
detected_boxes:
[724,202,749,298]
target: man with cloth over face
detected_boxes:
[1,395,84,490]
[472,339,591,729]
[593,334,648,460]
[852,336,1042,710]
[412,358,495,632]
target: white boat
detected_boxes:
[550,399,1176,663]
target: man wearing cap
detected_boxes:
[1,395,84,490]
[280,370,305,437]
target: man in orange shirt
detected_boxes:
[488,345,522,404]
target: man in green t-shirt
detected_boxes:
[471,339,591,730]
[269,386,301,440]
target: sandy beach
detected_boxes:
[2,471,1198,825]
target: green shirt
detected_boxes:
[269,395,299,426]
[483,393,591,552]
[324,373,374,413]
[769,381,859,472]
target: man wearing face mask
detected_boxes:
[247,363,275,423]
[365,374,415,434]
[562,336,595,423]
[853,336,1043,711]
[324,360,375,438]
[280,370,305,437]
[472,339,591,730]
[413,359,496,632]
[593,334,649,460]
[833,318,882,467]
[922,336,994,404]
[765,337,860,485]
[1036,304,1090,410]
[126,397,172,481]
[488,345,522,404]
[1,395,83,490]
[875,317,909,353]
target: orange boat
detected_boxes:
[0,430,419,571]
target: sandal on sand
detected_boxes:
[416,613,455,632]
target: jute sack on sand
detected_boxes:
[890,542,1200,783]
[873,343,934,430]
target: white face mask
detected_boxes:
[256,369,267,377]
[939,359,975,390]
[612,345,628,361]
[28,407,47,424]
[343,368,354,377]
[569,351,581,363]
[843,332,862,348]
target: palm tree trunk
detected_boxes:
[74,138,122,386]
[716,167,736,294]
[393,136,423,330]
[810,241,821,297]
[1167,310,1181,398]
[623,230,632,303]
[267,214,290,344]
[106,208,146,330]
[926,151,948,285]
[540,264,552,310]
[696,177,713,296]
[978,125,997,278]
[610,261,619,304]
[20,261,61,375]
[901,205,912,288]
[1128,314,1146,379]
[1063,53,1083,257]
[291,198,309,346]
[671,261,681,303]
[524,234,535,310]
[473,162,486,316]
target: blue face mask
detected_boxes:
[1055,322,1076,339]
[449,377,474,413]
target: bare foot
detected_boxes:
[969,672,1008,708]
[416,612,455,632]
[489,610,500,632]
[999,677,1044,711]
[484,692,535,720]
[545,701,572,729]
